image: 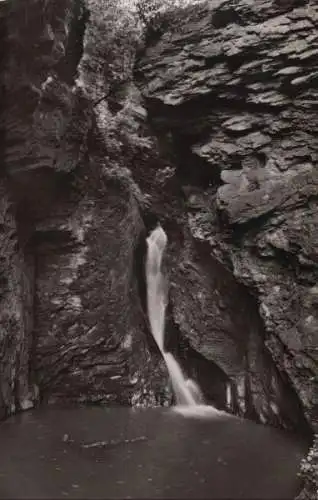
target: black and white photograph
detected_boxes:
[0,0,317,498]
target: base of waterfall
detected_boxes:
[172,403,228,419]
[0,406,308,499]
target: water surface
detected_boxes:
[0,407,307,499]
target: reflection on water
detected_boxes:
[0,407,308,499]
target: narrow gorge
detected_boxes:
[0,0,317,497]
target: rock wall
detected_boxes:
[135,0,318,434]
[0,0,316,454]
[0,0,170,414]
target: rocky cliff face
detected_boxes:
[0,0,316,457]
[0,0,171,414]
[135,0,318,433]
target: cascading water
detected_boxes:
[145,225,204,407]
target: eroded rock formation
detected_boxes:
[0,0,316,475]
[136,0,318,433]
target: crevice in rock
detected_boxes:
[271,361,312,436]
[193,237,312,432]
[172,133,221,188]
[55,0,90,85]
[211,6,245,29]
[145,92,288,127]
[264,331,314,435]
[228,210,278,239]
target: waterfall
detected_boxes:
[145,225,203,407]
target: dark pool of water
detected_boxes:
[0,406,308,499]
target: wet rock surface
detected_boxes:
[0,1,317,492]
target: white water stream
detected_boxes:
[145,225,204,407]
